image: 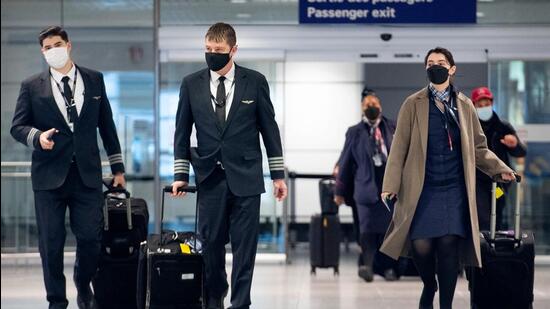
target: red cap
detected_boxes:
[471,87,494,103]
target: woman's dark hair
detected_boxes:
[361,86,377,100]
[424,47,455,67]
[38,26,69,47]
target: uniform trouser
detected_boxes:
[33,163,103,309]
[198,167,260,309]
[476,185,506,231]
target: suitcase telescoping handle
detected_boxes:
[103,187,132,231]
[490,174,522,242]
[161,186,198,249]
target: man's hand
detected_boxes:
[273,179,288,202]
[112,173,126,188]
[171,181,189,197]
[334,195,345,206]
[500,134,518,148]
[381,191,397,202]
[39,128,58,150]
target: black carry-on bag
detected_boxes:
[310,213,340,275]
[469,175,535,309]
[92,187,149,309]
[137,186,204,309]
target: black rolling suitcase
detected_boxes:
[469,175,534,309]
[319,178,338,215]
[93,187,149,309]
[310,214,340,275]
[137,186,204,309]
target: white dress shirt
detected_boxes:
[209,63,235,118]
[50,63,85,131]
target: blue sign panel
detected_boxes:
[299,0,476,24]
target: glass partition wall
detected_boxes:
[2,0,550,255]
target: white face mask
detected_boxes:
[44,47,69,69]
[476,106,493,121]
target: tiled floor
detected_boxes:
[2,249,550,309]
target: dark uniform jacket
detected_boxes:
[336,116,396,205]
[11,66,125,191]
[173,64,284,197]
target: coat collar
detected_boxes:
[39,70,71,131]
[223,64,248,135]
[414,86,471,161]
[198,64,248,135]
[414,87,430,160]
[40,65,94,129]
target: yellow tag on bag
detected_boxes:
[180,243,191,254]
[496,187,504,200]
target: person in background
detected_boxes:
[10,26,126,309]
[471,86,526,230]
[334,88,398,282]
[379,47,516,309]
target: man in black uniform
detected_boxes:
[171,23,287,309]
[10,26,126,309]
[471,86,526,230]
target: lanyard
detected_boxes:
[210,79,235,107]
[51,68,78,109]
[430,90,459,151]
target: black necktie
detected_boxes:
[215,76,226,127]
[61,76,78,123]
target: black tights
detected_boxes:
[411,235,460,309]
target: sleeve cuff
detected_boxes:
[111,163,125,175]
[175,172,189,182]
[334,181,346,196]
[107,153,125,174]
[29,128,42,150]
[268,156,285,180]
[270,170,285,180]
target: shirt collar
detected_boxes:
[428,83,450,103]
[210,62,235,84]
[50,63,76,83]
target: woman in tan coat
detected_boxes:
[379,47,516,309]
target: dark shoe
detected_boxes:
[358,266,374,282]
[76,286,97,309]
[384,269,398,281]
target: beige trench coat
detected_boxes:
[379,87,514,268]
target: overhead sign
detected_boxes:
[299,0,476,24]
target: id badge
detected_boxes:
[373,154,383,167]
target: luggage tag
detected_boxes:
[372,154,383,167]
[180,243,191,254]
[495,186,504,200]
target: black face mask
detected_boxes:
[364,106,381,120]
[427,65,449,85]
[205,52,231,72]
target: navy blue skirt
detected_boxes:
[409,181,469,240]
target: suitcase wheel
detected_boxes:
[333,266,339,276]
[310,266,316,275]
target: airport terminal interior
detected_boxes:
[2,0,550,308]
